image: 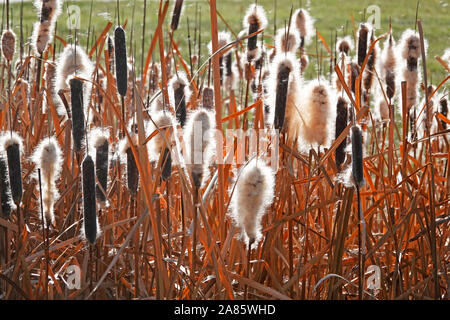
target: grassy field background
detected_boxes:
[6,0,450,84]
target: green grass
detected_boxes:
[7,0,450,86]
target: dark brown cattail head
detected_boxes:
[6,143,22,205]
[95,139,109,203]
[363,32,377,92]
[161,147,172,181]
[1,29,16,61]
[174,84,186,127]
[335,97,348,171]
[107,35,114,71]
[224,52,233,77]
[70,78,85,152]
[440,98,448,129]
[170,0,184,31]
[357,24,369,67]
[0,156,13,217]
[243,5,268,61]
[82,155,98,244]
[337,36,352,55]
[202,87,214,109]
[273,64,291,130]
[126,148,139,196]
[350,62,360,93]
[351,125,364,187]
[114,26,128,96]
[386,70,395,100]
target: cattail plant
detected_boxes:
[440,97,448,129]
[202,87,214,109]
[161,148,172,181]
[119,127,139,196]
[146,111,175,163]
[114,26,128,97]
[70,78,85,152]
[148,63,160,95]
[363,31,378,97]
[31,136,63,227]
[0,155,14,217]
[89,128,110,204]
[349,62,360,93]
[351,125,364,187]
[335,97,348,171]
[1,132,23,206]
[292,8,314,72]
[1,29,16,61]
[184,109,215,188]
[170,0,184,31]
[54,45,94,116]
[268,53,302,143]
[274,27,300,54]
[334,37,353,92]
[169,73,191,128]
[31,0,62,55]
[243,4,268,61]
[82,155,99,244]
[337,36,353,55]
[107,35,114,71]
[300,79,335,149]
[208,31,231,84]
[230,158,275,245]
[357,23,370,67]
[380,34,396,102]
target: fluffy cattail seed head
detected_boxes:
[170,0,184,31]
[146,111,175,162]
[275,28,300,54]
[169,73,191,128]
[82,155,98,244]
[336,36,353,55]
[230,159,275,245]
[351,125,364,187]
[292,8,315,48]
[70,77,85,152]
[90,128,110,204]
[1,132,23,205]
[243,4,268,61]
[114,26,128,96]
[0,155,14,217]
[1,29,16,61]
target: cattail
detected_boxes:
[267,53,302,143]
[230,158,275,245]
[292,8,315,49]
[146,111,175,162]
[148,63,160,95]
[161,147,172,181]
[170,0,184,31]
[184,109,216,188]
[349,62,360,93]
[169,73,191,128]
[31,0,62,55]
[82,155,99,244]
[1,132,23,205]
[376,95,390,122]
[202,87,214,109]
[54,45,94,116]
[208,31,231,83]
[0,155,14,217]
[363,31,377,93]
[357,23,370,67]
[381,34,396,100]
[90,128,109,204]
[243,4,268,61]
[119,129,139,196]
[300,79,335,149]
[31,136,63,227]
[351,125,364,187]
[114,26,128,97]
[107,35,114,71]
[274,27,300,54]
[336,36,353,55]
[1,29,16,61]
[335,97,348,171]
[70,78,85,152]
[440,98,448,129]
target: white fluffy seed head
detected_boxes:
[1,29,16,61]
[399,29,427,60]
[299,79,336,150]
[0,131,24,154]
[243,4,268,31]
[88,127,110,156]
[229,158,275,246]
[146,111,175,162]
[208,31,231,55]
[292,8,315,46]
[336,36,353,55]
[274,28,300,54]
[183,108,216,188]
[442,48,450,65]
[31,136,63,227]
[169,72,192,108]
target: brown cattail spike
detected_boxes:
[1,30,16,61]
[174,84,187,127]
[357,24,369,67]
[202,87,214,109]
[335,97,348,171]
[0,156,13,217]
[6,143,22,205]
[171,0,184,31]
[70,78,85,152]
[351,125,364,187]
[440,98,448,129]
[114,26,128,96]
[95,139,109,203]
[161,147,172,181]
[82,155,98,244]
[273,64,291,130]
[126,148,139,196]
